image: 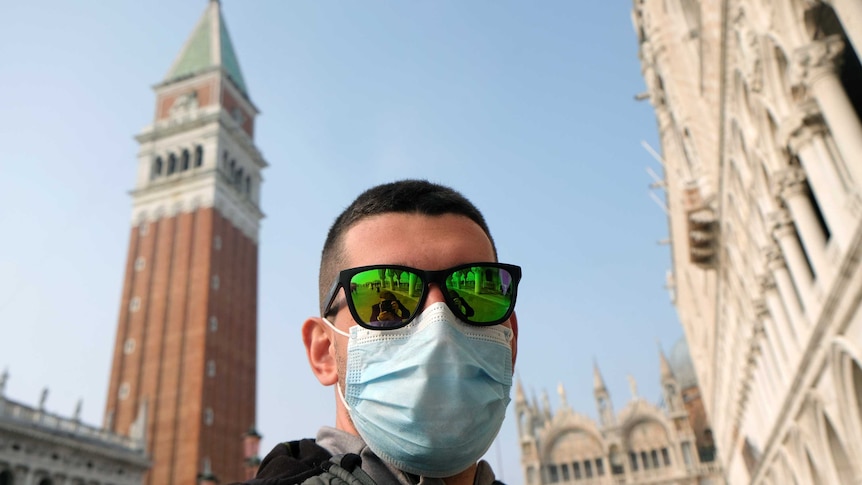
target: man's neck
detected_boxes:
[442,464,478,485]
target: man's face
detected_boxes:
[327,212,518,390]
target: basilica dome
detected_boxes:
[668,337,699,389]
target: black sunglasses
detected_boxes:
[323,262,521,330]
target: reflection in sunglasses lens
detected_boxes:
[444,266,514,324]
[350,269,423,327]
[343,265,517,328]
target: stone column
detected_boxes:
[753,298,790,383]
[792,36,862,189]
[760,272,799,368]
[775,168,830,281]
[755,322,782,403]
[783,107,853,247]
[752,348,777,433]
[13,466,31,485]
[764,243,808,342]
[770,211,817,312]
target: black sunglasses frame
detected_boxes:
[323,262,522,330]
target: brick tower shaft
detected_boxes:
[105,3,265,483]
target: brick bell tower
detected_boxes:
[104,1,265,484]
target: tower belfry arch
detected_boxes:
[104,2,266,484]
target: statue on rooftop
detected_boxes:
[0,368,7,397]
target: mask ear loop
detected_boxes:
[322,317,353,410]
[336,382,352,411]
[322,316,350,337]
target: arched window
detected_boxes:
[235,167,244,187]
[152,156,163,179]
[195,145,204,167]
[222,150,229,171]
[609,446,625,475]
[245,175,252,195]
[37,478,53,485]
[168,153,177,175]
[181,149,190,171]
[0,470,14,485]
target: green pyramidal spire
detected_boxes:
[164,0,249,96]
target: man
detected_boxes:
[245,180,520,485]
[369,290,411,322]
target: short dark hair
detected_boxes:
[318,179,496,313]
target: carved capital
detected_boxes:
[753,320,766,336]
[762,245,786,272]
[752,297,770,316]
[767,208,792,228]
[772,167,808,200]
[772,218,797,241]
[779,100,827,152]
[790,35,845,87]
[766,208,796,244]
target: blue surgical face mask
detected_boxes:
[324,302,513,477]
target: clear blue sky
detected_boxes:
[0,2,682,483]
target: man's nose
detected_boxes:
[424,283,447,307]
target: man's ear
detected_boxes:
[302,317,338,386]
[509,311,518,369]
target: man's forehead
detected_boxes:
[340,212,495,268]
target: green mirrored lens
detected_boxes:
[444,266,515,323]
[350,268,423,327]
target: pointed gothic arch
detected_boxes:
[777,437,803,485]
[823,411,855,482]
[541,424,605,463]
[759,37,794,117]
[830,337,862,470]
[733,71,757,137]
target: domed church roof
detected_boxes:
[668,337,699,389]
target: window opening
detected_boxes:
[153,157,163,178]
[168,153,177,175]
[194,145,204,167]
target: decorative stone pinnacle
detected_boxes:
[39,388,48,410]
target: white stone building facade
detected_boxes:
[0,372,149,485]
[632,0,862,483]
